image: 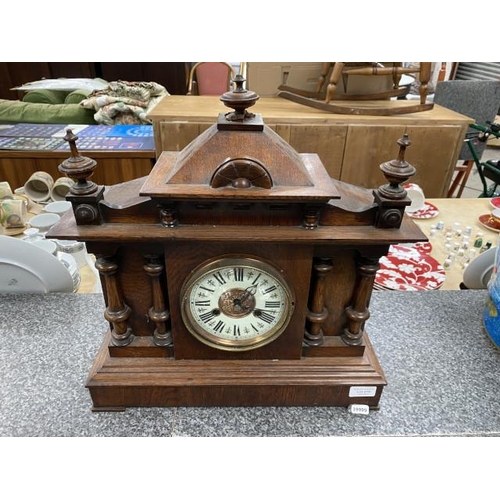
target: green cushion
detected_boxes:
[64,89,91,104]
[0,99,96,124]
[23,89,67,104]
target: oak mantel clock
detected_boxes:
[49,77,425,411]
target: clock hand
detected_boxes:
[243,284,258,297]
[233,285,258,311]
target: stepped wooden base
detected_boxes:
[86,330,387,411]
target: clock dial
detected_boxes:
[181,257,295,351]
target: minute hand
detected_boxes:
[240,284,257,303]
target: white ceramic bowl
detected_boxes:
[404,183,426,213]
[29,213,61,233]
[31,239,58,256]
[45,201,72,215]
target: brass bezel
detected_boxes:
[180,255,295,351]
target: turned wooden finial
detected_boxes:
[219,75,260,124]
[58,128,99,196]
[66,128,80,157]
[377,134,416,200]
[372,134,417,229]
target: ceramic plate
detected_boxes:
[58,252,81,292]
[407,202,440,219]
[478,214,500,233]
[375,244,445,291]
[462,246,497,289]
[399,241,433,254]
[0,235,73,293]
[2,225,27,236]
[490,197,500,210]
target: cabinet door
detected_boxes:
[341,124,464,198]
[404,124,464,197]
[0,156,154,190]
[270,124,347,180]
[159,122,211,155]
[341,124,406,190]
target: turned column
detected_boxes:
[418,62,432,105]
[303,205,322,230]
[95,255,134,346]
[341,254,379,346]
[144,254,172,347]
[325,62,345,103]
[316,62,333,94]
[392,62,403,89]
[159,204,178,227]
[304,258,333,346]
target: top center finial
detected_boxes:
[233,74,247,93]
[219,75,260,122]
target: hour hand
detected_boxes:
[233,287,257,312]
[240,285,257,303]
[233,297,250,311]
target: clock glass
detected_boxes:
[181,257,295,351]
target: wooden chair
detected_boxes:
[278,62,434,115]
[187,62,236,96]
[447,160,474,198]
[317,62,431,103]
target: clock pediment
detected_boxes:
[159,124,314,187]
[140,80,340,204]
[140,148,340,202]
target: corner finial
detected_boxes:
[64,128,80,158]
[58,128,99,196]
[377,134,416,200]
[396,134,411,163]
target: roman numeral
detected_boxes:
[262,285,277,294]
[259,311,276,324]
[214,320,225,333]
[200,311,216,323]
[200,286,215,293]
[213,272,226,285]
[252,273,262,285]
[233,325,241,337]
[251,323,259,332]
[233,267,244,281]
[195,300,211,307]
[265,301,281,308]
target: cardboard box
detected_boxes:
[246,62,323,97]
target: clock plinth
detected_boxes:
[48,81,426,411]
[87,330,385,410]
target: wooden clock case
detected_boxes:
[49,80,426,411]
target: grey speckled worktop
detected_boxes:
[1,290,499,437]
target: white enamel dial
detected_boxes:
[181,257,295,351]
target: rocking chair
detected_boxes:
[278,62,434,116]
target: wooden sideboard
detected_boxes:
[0,149,155,190]
[148,96,473,198]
